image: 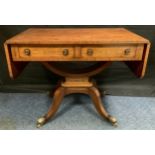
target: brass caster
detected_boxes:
[112,121,118,127]
[107,115,118,127]
[37,116,47,128]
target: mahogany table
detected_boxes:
[4,28,150,127]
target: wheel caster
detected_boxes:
[37,116,47,128]
[107,115,118,127]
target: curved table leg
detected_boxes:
[37,87,65,128]
[92,80,106,97]
[88,86,118,126]
[49,80,62,97]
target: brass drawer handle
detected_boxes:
[124,49,131,55]
[87,49,93,56]
[63,49,69,56]
[24,49,31,56]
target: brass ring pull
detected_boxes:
[24,49,31,56]
[124,49,130,55]
[87,49,93,56]
[63,49,69,56]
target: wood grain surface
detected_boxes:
[11,44,143,61]
[5,28,149,45]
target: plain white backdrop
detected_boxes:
[0,131,155,155]
[0,0,155,25]
[0,0,155,155]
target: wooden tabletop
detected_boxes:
[5,28,149,45]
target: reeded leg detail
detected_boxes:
[88,87,118,126]
[37,87,65,128]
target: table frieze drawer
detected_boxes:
[11,44,144,61]
[81,45,144,61]
[11,46,75,61]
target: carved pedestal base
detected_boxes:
[37,77,117,128]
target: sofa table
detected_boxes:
[4,28,150,127]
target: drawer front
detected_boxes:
[12,46,75,61]
[11,44,144,61]
[80,45,143,61]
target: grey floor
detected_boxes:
[0,93,155,130]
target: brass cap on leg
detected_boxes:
[37,116,46,128]
[107,115,118,127]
